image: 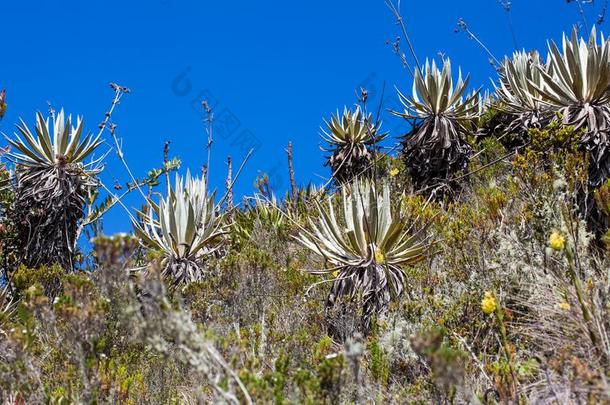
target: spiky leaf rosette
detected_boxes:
[392,59,480,195]
[536,28,610,187]
[295,180,432,338]
[473,93,522,149]
[321,106,388,184]
[133,172,227,285]
[493,50,551,148]
[5,110,102,270]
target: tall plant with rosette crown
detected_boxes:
[536,27,610,187]
[4,110,103,270]
[133,171,228,285]
[493,50,551,149]
[392,58,480,196]
[295,179,432,339]
[321,106,388,184]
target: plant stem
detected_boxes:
[287,141,297,212]
[565,246,599,350]
[163,141,171,194]
[494,301,518,401]
[202,100,214,184]
[385,0,420,71]
[226,156,233,214]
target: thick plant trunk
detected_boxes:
[11,165,88,271]
[325,263,406,341]
[326,144,374,185]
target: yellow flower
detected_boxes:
[374,248,385,264]
[549,230,566,251]
[389,168,400,177]
[481,291,497,315]
[558,301,571,311]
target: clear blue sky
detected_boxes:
[0,0,605,234]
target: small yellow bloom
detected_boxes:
[587,277,594,291]
[389,168,400,177]
[549,230,566,251]
[481,291,497,315]
[558,301,571,311]
[374,248,385,264]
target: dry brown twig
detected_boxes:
[226,156,233,214]
[202,100,214,183]
[287,141,297,212]
[385,0,419,77]
[455,18,501,68]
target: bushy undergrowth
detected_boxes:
[0,120,608,404]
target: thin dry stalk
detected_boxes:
[202,100,214,183]
[287,141,297,212]
[163,140,171,194]
[226,156,233,214]
[455,19,501,68]
[385,0,420,77]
